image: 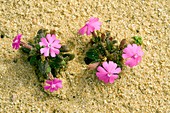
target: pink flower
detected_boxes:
[122,44,144,67]
[78,17,102,35]
[96,61,121,84]
[39,34,61,57]
[12,34,22,50]
[44,78,62,92]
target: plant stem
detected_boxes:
[92,31,97,38]
[88,62,100,70]
[20,41,32,50]
[47,72,54,80]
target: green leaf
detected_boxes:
[29,56,37,65]
[86,48,100,61]
[35,44,41,50]
[34,29,48,43]
[29,49,37,56]
[63,54,75,61]
[51,68,57,77]
[49,55,64,69]
[60,45,70,52]
[92,36,101,43]
[106,38,113,52]
[60,60,66,65]
[46,66,51,74]
[115,60,122,69]
[34,61,46,81]
[50,55,63,62]
[106,32,110,38]
[112,40,117,45]
[84,57,94,64]
[20,47,31,54]
[37,29,47,38]
[37,61,46,76]
[50,61,61,69]
[96,43,106,56]
[132,36,143,45]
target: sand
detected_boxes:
[0,0,170,112]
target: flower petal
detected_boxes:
[89,17,99,23]
[109,75,118,83]
[51,34,57,41]
[50,48,60,57]
[137,46,144,56]
[122,53,130,59]
[78,25,87,35]
[46,34,55,44]
[39,38,48,46]
[102,62,109,72]
[97,66,107,74]
[53,78,61,83]
[44,85,51,90]
[113,67,121,74]
[96,72,106,78]
[40,47,49,57]
[50,49,56,57]
[88,17,101,30]
[50,88,55,92]
[96,72,109,83]
[54,87,59,91]
[17,34,22,39]
[108,61,117,73]
[123,47,134,57]
[125,58,137,67]
[46,80,53,85]
[101,76,109,83]
[86,25,95,35]
[136,56,142,63]
[91,21,102,30]
[56,82,62,88]
[12,43,19,49]
[52,40,61,48]
[12,34,22,50]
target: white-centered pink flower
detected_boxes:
[39,34,61,57]
[44,78,62,92]
[12,34,22,50]
[96,61,121,84]
[122,44,144,67]
[78,17,102,35]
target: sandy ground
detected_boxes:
[0,0,170,113]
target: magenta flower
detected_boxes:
[44,78,62,92]
[12,34,22,50]
[78,17,102,35]
[96,61,121,84]
[122,44,144,67]
[39,34,61,57]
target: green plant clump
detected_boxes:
[84,32,143,69]
[21,29,75,82]
[84,32,127,69]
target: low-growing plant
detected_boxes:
[78,17,144,84]
[12,29,75,92]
